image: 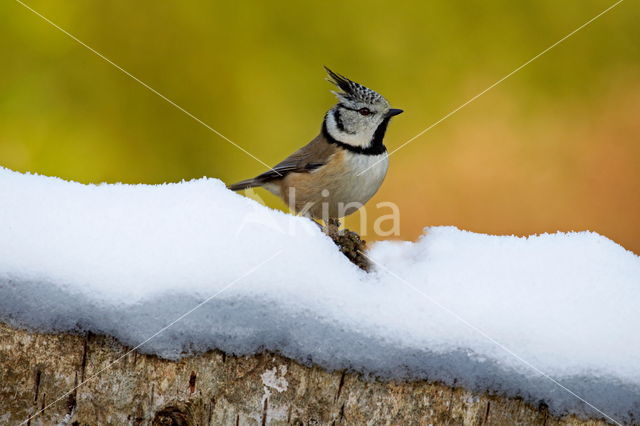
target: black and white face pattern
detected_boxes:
[322,68,400,154]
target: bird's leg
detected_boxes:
[325,218,341,238]
[323,218,370,271]
[328,218,341,228]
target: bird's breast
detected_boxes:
[280,149,389,219]
[339,151,389,204]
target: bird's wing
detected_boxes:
[228,134,336,191]
[253,134,336,183]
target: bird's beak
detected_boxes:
[386,108,404,117]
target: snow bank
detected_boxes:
[1,167,639,423]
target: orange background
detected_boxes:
[1,0,638,253]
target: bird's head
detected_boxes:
[323,67,403,151]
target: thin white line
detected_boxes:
[20,250,282,425]
[357,0,625,177]
[361,250,622,425]
[13,0,281,177]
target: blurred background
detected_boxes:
[1,0,639,252]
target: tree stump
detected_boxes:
[0,323,609,425]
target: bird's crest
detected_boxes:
[324,66,388,107]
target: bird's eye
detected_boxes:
[358,107,371,116]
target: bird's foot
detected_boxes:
[324,218,341,238]
[322,219,369,271]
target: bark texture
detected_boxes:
[0,322,609,426]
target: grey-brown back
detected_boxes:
[227,134,336,191]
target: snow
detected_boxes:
[261,366,289,394]
[0,166,639,423]
[260,365,289,423]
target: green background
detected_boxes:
[1,1,639,251]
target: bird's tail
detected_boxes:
[227,178,261,191]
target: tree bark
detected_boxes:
[0,322,608,425]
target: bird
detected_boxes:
[228,67,403,225]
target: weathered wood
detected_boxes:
[0,322,609,425]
